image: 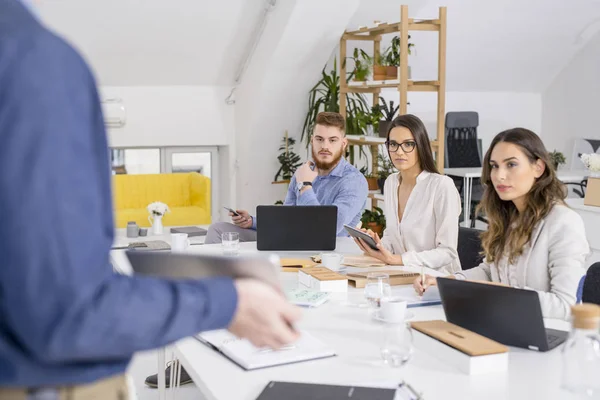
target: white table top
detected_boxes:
[445,167,589,183]
[111,225,209,249]
[113,238,571,400]
[566,198,600,214]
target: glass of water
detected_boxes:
[364,272,392,312]
[380,322,413,368]
[222,232,240,256]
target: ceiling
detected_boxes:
[36,0,600,91]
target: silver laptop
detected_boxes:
[126,251,282,290]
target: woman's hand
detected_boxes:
[413,274,438,296]
[352,229,400,265]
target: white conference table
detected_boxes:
[108,238,573,400]
[445,167,589,227]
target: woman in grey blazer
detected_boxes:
[415,128,590,319]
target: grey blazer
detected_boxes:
[457,205,590,320]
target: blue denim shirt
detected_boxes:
[251,158,368,236]
[0,0,237,387]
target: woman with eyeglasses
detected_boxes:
[413,128,589,319]
[353,114,462,274]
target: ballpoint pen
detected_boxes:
[421,266,425,295]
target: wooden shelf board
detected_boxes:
[346,136,387,146]
[343,80,440,93]
[345,19,441,37]
[271,180,290,185]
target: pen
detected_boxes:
[421,266,425,294]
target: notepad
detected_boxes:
[395,285,442,308]
[286,288,330,307]
[195,330,336,370]
[255,381,397,400]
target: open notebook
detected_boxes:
[395,285,442,308]
[195,330,336,370]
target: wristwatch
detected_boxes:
[297,181,313,192]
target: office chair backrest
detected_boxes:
[445,111,481,169]
[582,262,600,305]
[457,227,484,270]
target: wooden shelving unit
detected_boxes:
[340,5,447,173]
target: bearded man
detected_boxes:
[204,111,368,245]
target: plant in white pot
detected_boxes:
[147,201,170,234]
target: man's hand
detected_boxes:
[294,161,318,185]
[231,210,253,229]
[229,279,302,349]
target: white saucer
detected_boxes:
[373,310,415,323]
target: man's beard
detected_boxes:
[312,145,345,171]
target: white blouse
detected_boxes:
[380,171,462,274]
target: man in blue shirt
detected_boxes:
[0,1,300,397]
[205,112,369,243]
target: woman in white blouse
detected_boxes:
[353,114,462,274]
[414,128,590,319]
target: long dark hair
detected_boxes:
[386,114,439,174]
[478,128,567,264]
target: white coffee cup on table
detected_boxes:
[320,252,344,271]
[171,233,190,252]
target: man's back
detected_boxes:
[0,0,239,387]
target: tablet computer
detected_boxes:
[126,251,282,290]
[344,224,379,251]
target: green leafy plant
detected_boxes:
[377,153,395,181]
[351,48,371,81]
[301,59,370,147]
[379,97,399,122]
[275,200,284,205]
[383,35,414,67]
[360,206,386,236]
[274,134,302,181]
[549,150,566,170]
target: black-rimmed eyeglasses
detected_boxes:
[385,140,417,153]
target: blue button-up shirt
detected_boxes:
[0,0,237,387]
[251,158,368,236]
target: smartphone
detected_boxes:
[223,207,240,217]
[344,224,379,251]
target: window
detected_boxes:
[110,148,160,175]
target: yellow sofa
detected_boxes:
[112,173,211,228]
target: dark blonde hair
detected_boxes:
[477,128,567,264]
[315,112,345,134]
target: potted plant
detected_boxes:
[301,59,370,147]
[378,97,399,137]
[274,132,302,182]
[383,35,414,79]
[351,48,371,82]
[549,150,566,171]
[360,166,379,191]
[377,153,395,193]
[372,50,388,81]
[360,206,386,237]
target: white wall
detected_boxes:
[379,91,542,154]
[542,31,600,168]
[101,86,234,148]
[234,0,361,212]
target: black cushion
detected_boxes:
[458,227,484,270]
[582,262,600,305]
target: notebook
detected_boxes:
[286,288,330,307]
[395,285,442,308]
[280,258,317,272]
[255,381,398,400]
[170,226,207,237]
[195,330,336,370]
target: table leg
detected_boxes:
[465,177,473,227]
[158,347,166,400]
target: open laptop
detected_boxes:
[437,277,569,351]
[256,205,337,251]
[126,251,282,290]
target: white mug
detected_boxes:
[321,252,344,271]
[171,233,190,252]
[379,297,407,323]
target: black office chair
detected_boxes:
[457,227,484,271]
[582,262,600,305]
[444,112,487,228]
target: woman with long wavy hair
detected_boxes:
[414,128,590,319]
[353,114,462,274]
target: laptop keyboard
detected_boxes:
[547,334,562,346]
